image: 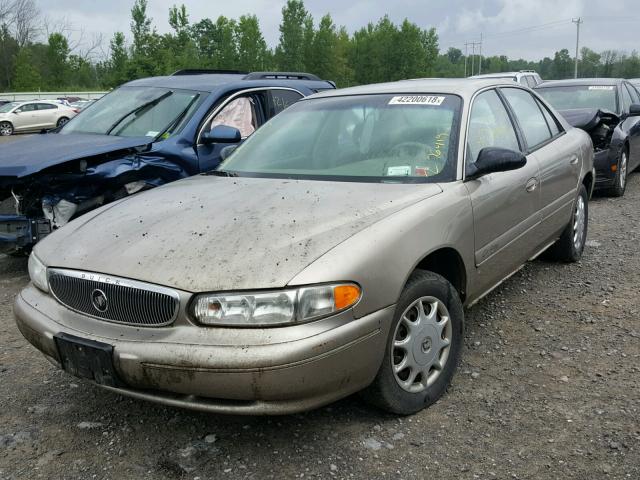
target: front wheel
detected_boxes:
[0,121,13,136]
[56,117,69,128]
[606,148,628,197]
[546,184,588,262]
[362,270,463,415]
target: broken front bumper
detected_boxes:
[14,284,395,415]
[0,215,50,253]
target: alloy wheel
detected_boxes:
[573,194,586,251]
[391,296,452,393]
[619,151,628,190]
[0,122,12,136]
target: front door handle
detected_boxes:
[569,155,579,165]
[526,177,538,192]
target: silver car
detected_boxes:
[0,100,77,136]
[15,79,594,415]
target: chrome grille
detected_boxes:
[48,269,179,327]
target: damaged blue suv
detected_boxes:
[0,70,335,253]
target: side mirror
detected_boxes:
[466,147,527,180]
[13,110,20,114]
[201,124,241,145]
[629,104,640,116]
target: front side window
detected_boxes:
[620,84,633,111]
[210,97,257,138]
[501,88,552,149]
[467,89,520,163]
[17,103,36,112]
[61,86,207,138]
[220,94,462,182]
[625,83,640,104]
[537,85,618,113]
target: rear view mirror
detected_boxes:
[629,104,640,116]
[466,147,526,180]
[201,125,241,145]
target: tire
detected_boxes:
[605,147,628,197]
[545,184,588,263]
[0,121,13,136]
[56,117,69,128]
[362,270,464,415]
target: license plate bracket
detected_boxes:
[54,333,123,387]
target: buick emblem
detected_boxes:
[91,289,108,312]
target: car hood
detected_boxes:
[558,108,620,132]
[35,175,443,292]
[0,133,151,178]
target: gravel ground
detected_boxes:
[0,176,639,480]
[0,134,31,144]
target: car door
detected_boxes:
[36,103,59,128]
[464,88,542,287]
[622,82,640,170]
[12,103,38,131]
[195,88,304,172]
[500,87,577,237]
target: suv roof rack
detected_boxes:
[244,72,322,81]
[171,69,248,76]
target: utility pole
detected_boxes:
[471,42,475,76]
[478,33,483,75]
[572,17,583,79]
[464,42,469,77]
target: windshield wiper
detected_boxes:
[106,91,173,136]
[153,94,200,141]
[204,170,239,177]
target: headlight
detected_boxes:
[28,253,48,292]
[193,283,361,326]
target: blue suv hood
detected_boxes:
[0,133,151,178]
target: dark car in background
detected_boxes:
[535,78,640,197]
[0,70,335,253]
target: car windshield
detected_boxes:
[60,86,207,138]
[0,102,18,113]
[220,94,461,183]
[537,85,619,113]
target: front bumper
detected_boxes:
[593,149,617,189]
[14,284,395,415]
[0,215,51,253]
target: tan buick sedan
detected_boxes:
[15,79,594,415]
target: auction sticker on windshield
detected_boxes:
[588,86,614,90]
[389,96,445,106]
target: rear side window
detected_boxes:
[524,76,537,88]
[265,89,303,118]
[519,77,529,86]
[36,103,57,110]
[535,98,561,136]
[467,89,520,163]
[501,88,552,149]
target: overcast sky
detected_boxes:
[37,0,640,61]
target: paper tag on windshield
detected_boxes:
[145,131,159,137]
[387,166,411,176]
[389,95,445,106]
[588,86,614,90]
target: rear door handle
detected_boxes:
[526,177,538,192]
[569,155,579,165]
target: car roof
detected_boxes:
[123,73,334,93]
[309,78,525,100]
[536,78,623,88]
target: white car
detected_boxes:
[471,70,543,88]
[0,101,77,136]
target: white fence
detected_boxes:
[0,91,107,101]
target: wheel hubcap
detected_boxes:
[0,123,11,135]
[58,118,68,126]
[573,195,586,250]
[619,152,627,189]
[392,296,452,393]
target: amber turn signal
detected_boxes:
[334,284,361,310]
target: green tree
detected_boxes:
[129,0,160,77]
[12,47,41,91]
[45,33,69,88]
[106,32,129,87]
[309,14,337,80]
[235,15,268,71]
[552,49,573,79]
[276,0,309,71]
[579,47,601,78]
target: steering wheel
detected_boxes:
[390,142,433,160]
